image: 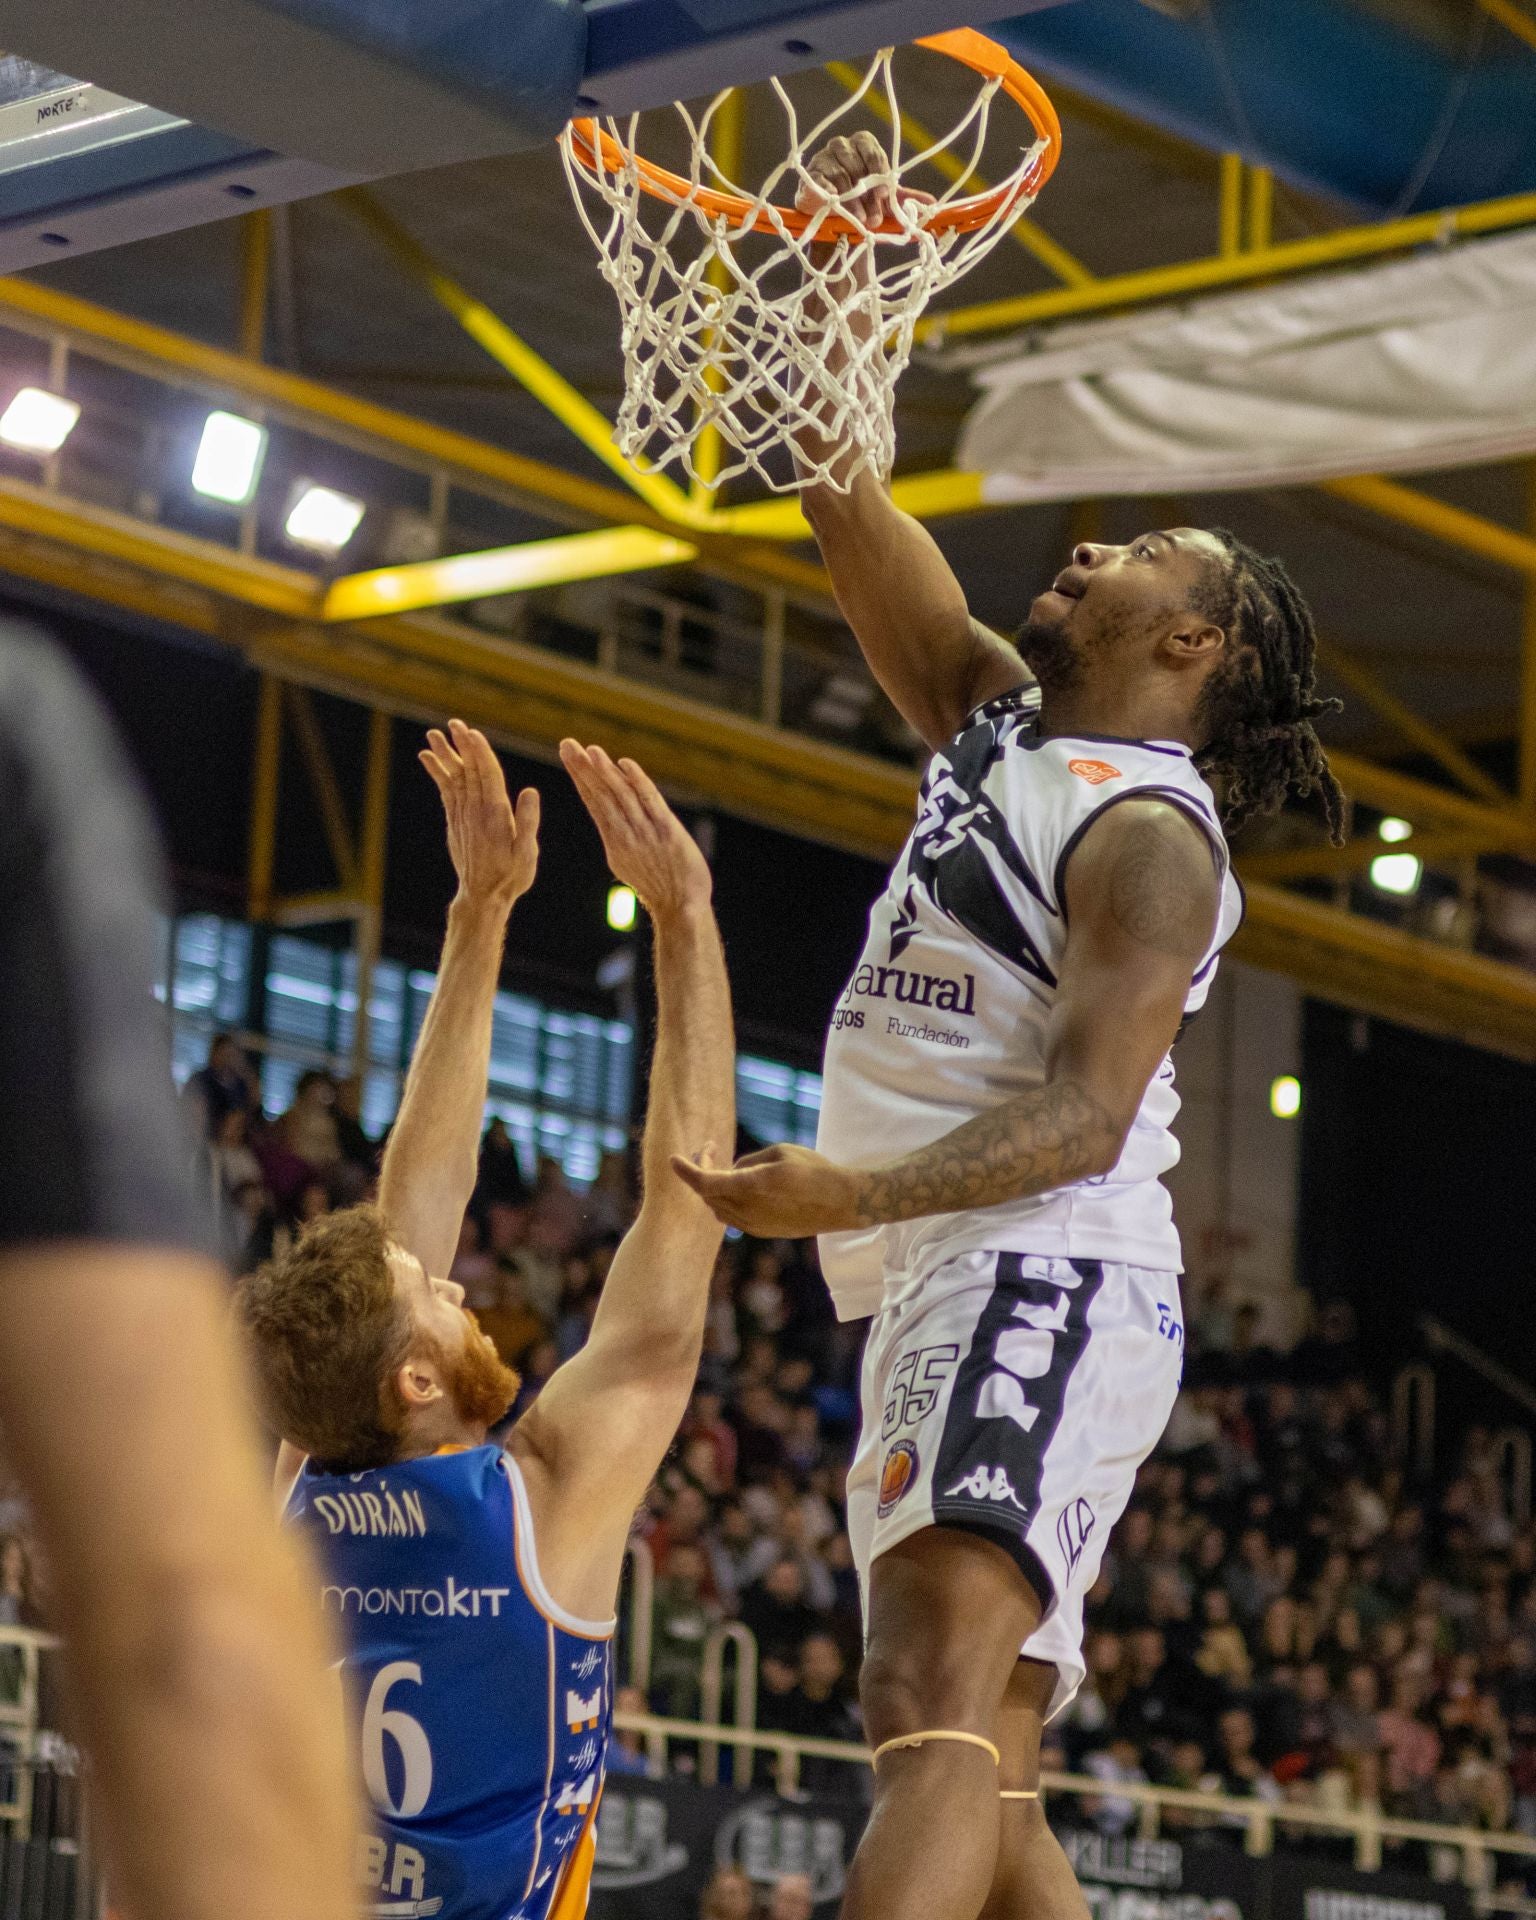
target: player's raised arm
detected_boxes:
[377,720,540,1280]
[676,800,1217,1236]
[512,744,733,1594]
[794,132,1028,753]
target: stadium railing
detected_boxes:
[611,1708,1536,1897]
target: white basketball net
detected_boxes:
[560,48,1048,495]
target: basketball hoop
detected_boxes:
[560,30,1062,495]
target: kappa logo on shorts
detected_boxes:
[877,1439,921,1518]
[1056,1497,1096,1574]
[1067,758,1122,786]
[943,1465,1029,1511]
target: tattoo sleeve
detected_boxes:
[849,1076,1121,1227]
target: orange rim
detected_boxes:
[565,28,1061,241]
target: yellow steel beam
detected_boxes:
[1324,473,1536,576]
[1316,640,1512,807]
[1479,0,1536,55]
[0,278,837,605]
[325,527,699,622]
[338,190,698,527]
[273,888,365,928]
[1238,829,1489,884]
[1,480,1531,1056]
[248,672,283,921]
[0,277,644,533]
[824,59,1094,288]
[283,684,361,887]
[1237,880,1536,1064]
[0,474,319,617]
[921,184,1536,341]
[1326,747,1536,855]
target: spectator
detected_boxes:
[210,1106,263,1199]
[278,1069,340,1179]
[760,1633,860,1794]
[475,1268,549,1372]
[331,1074,377,1197]
[699,1869,756,1920]
[741,1556,821,1660]
[607,1684,655,1778]
[767,1875,815,1920]
[1213,1707,1280,1803]
[185,1033,260,1137]
[650,1545,717,1719]
[477,1117,530,1206]
[0,1536,30,1627]
[1084,1732,1148,1836]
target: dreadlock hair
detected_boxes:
[1192,529,1346,845]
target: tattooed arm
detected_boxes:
[674,801,1219,1236]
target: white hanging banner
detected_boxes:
[949,225,1536,502]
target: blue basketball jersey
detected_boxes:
[287,1444,614,1920]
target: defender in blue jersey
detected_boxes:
[238,724,734,1920]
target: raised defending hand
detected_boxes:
[559,740,712,921]
[796,130,934,230]
[671,1142,861,1238]
[420,718,540,910]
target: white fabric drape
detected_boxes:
[949,226,1536,502]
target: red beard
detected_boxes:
[447,1312,522,1429]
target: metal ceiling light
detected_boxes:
[0,386,78,453]
[285,481,365,552]
[192,409,267,505]
[1370,852,1424,896]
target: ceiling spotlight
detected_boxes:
[0,387,79,454]
[1269,1074,1302,1120]
[606,884,638,932]
[1370,852,1422,897]
[1377,817,1414,844]
[285,482,365,553]
[192,410,267,505]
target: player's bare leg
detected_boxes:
[840,1528,1041,1920]
[982,1660,1091,1920]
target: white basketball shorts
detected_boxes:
[846,1250,1184,1721]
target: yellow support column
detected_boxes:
[1245,165,1274,253]
[239,210,271,361]
[1219,154,1244,258]
[248,672,283,921]
[351,709,392,1078]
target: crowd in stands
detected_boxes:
[4,1030,1533,1904]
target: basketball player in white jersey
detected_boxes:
[677,133,1344,1920]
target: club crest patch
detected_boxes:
[877,1439,920,1518]
[1067,758,1122,786]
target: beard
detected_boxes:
[446,1311,521,1429]
[1015,609,1084,695]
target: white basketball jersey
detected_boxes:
[816,687,1244,1322]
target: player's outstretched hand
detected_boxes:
[421,718,540,911]
[796,130,935,231]
[672,1142,861,1238]
[560,740,712,921]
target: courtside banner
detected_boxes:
[593,1778,1467,1920]
[1267,1856,1473,1920]
[591,1775,865,1915]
